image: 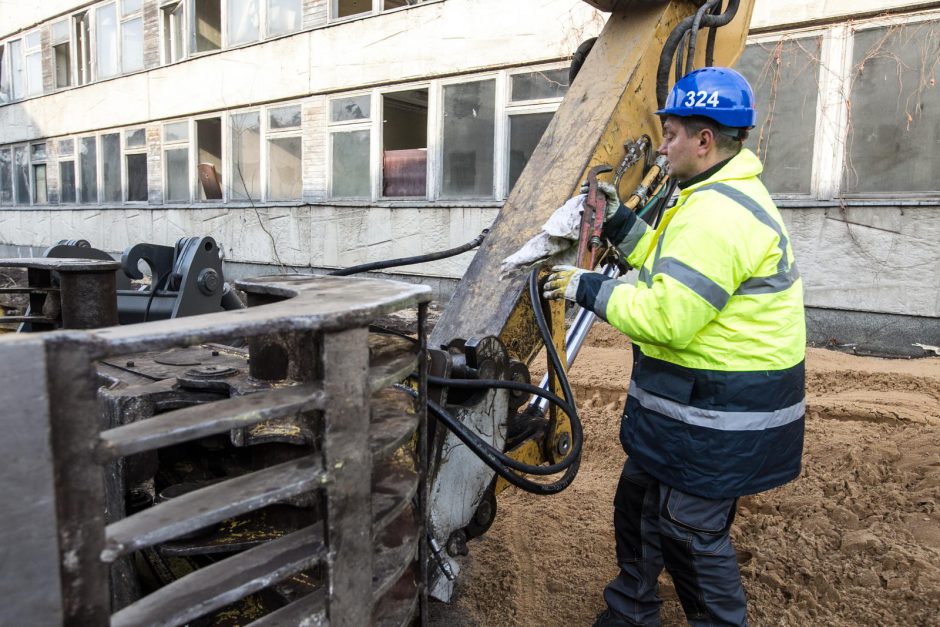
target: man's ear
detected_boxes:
[698,128,715,153]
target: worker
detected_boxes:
[543,67,805,626]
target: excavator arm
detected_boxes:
[425,0,756,600]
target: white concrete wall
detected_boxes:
[752,0,940,29]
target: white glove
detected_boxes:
[580,181,621,220]
[543,265,586,302]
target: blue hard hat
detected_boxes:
[655,67,756,129]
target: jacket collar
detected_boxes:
[677,148,764,196]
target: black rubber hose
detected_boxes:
[404,267,583,495]
[686,0,721,76]
[426,375,581,476]
[656,0,740,107]
[328,229,487,277]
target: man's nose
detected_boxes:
[657,141,668,156]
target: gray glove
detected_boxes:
[580,181,621,220]
[543,265,586,302]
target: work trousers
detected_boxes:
[603,458,748,626]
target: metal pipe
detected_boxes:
[532,262,621,413]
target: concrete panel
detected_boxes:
[782,205,940,318]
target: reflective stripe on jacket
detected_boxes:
[576,149,805,499]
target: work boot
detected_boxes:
[592,608,636,626]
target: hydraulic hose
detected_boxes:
[329,229,487,277]
[402,266,583,495]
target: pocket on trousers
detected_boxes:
[663,487,737,535]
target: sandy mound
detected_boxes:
[446,326,940,626]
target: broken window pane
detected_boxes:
[54,42,72,88]
[196,117,223,200]
[126,153,148,201]
[80,137,98,203]
[441,80,496,197]
[13,146,29,203]
[269,105,302,129]
[231,111,261,200]
[384,0,432,9]
[508,112,552,192]
[125,128,146,148]
[737,37,820,195]
[330,95,370,122]
[165,148,189,201]
[510,69,569,102]
[194,0,222,52]
[331,130,370,198]
[382,89,427,197]
[60,161,76,203]
[844,22,940,193]
[102,133,122,202]
[0,149,12,205]
[335,0,371,18]
[267,136,302,200]
[32,164,47,204]
[97,3,119,78]
[267,0,301,37]
[122,16,144,72]
[228,0,260,46]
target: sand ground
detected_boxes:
[447,324,940,626]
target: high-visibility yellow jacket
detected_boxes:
[576,149,805,498]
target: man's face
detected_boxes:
[658,116,703,182]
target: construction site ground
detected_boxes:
[447,324,940,626]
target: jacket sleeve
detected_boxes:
[602,204,655,269]
[580,206,754,349]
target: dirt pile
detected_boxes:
[449,325,940,626]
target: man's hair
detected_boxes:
[676,115,746,157]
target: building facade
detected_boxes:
[0,0,938,354]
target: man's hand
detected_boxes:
[580,181,621,220]
[543,265,586,302]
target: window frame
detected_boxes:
[161,0,189,64]
[123,126,149,203]
[51,19,74,90]
[329,0,440,22]
[264,103,304,201]
[327,91,374,199]
[162,118,193,203]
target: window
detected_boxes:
[13,146,29,204]
[9,40,24,100]
[266,105,302,200]
[737,37,821,195]
[97,1,144,78]
[79,136,98,203]
[31,143,48,204]
[193,0,222,53]
[52,20,72,88]
[0,148,13,206]
[329,95,371,198]
[334,0,371,19]
[228,0,302,44]
[121,0,145,73]
[59,139,77,203]
[505,68,569,193]
[97,4,119,78]
[164,121,190,201]
[844,21,940,194]
[162,1,187,63]
[24,32,41,97]
[230,111,261,200]
[125,128,148,202]
[382,89,427,197]
[75,12,92,85]
[384,0,432,8]
[266,0,302,37]
[196,117,223,200]
[0,45,9,104]
[101,133,122,202]
[441,80,496,197]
